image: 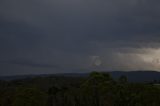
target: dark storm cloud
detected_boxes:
[0,59,61,68]
[1,0,160,75]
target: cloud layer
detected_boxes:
[1,0,160,75]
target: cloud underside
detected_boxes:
[1,0,160,75]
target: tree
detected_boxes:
[12,87,47,106]
[81,72,115,106]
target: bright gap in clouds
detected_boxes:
[89,47,160,71]
[115,48,160,71]
[139,48,160,67]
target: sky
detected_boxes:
[1,0,160,75]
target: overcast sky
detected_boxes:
[1,0,160,75]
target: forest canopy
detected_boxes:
[0,72,160,106]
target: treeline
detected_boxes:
[0,72,160,106]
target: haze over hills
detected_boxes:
[0,71,160,83]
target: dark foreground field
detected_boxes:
[0,72,160,106]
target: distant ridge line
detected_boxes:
[0,70,160,82]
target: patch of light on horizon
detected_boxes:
[138,48,160,68]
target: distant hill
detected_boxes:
[0,71,160,82]
[109,71,160,82]
[56,71,160,82]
